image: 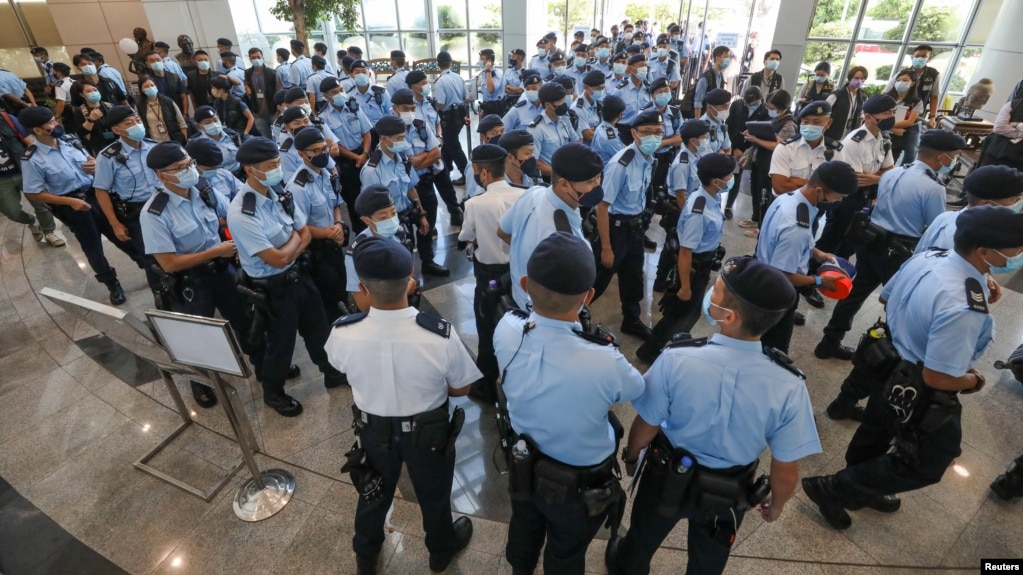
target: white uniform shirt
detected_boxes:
[325,307,481,416]
[840,127,894,175]
[768,136,846,193]
[458,180,524,265]
[54,77,74,104]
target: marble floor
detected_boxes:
[0,181,1021,575]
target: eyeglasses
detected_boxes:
[160,159,196,174]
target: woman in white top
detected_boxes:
[885,69,923,166]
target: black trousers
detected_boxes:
[116,201,162,293]
[47,200,118,285]
[822,242,907,344]
[617,464,744,575]
[415,171,439,263]
[832,385,962,499]
[433,166,461,213]
[260,271,335,395]
[472,259,509,386]
[85,193,146,270]
[441,118,468,174]
[760,297,797,354]
[505,492,606,574]
[748,162,772,224]
[308,241,348,323]
[592,221,646,320]
[648,265,712,351]
[353,419,458,559]
[337,160,365,234]
[815,192,869,259]
[724,169,743,210]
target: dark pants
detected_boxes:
[353,419,458,559]
[260,271,336,395]
[891,123,921,166]
[831,385,962,499]
[116,201,162,293]
[725,169,743,210]
[648,264,712,351]
[748,162,772,224]
[47,200,118,285]
[85,193,146,269]
[308,240,348,323]
[441,117,468,175]
[760,298,797,354]
[337,159,365,233]
[472,259,509,386]
[434,169,460,214]
[415,171,439,263]
[506,492,606,575]
[592,219,646,320]
[617,464,744,575]
[815,192,869,259]
[836,362,880,405]
[822,242,907,344]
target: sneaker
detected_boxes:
[28,222,43,241]
[43,232,66,247]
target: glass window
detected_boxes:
[912,0,973,43]
[947,47,982,95]
[469,0,502,30]
[402,33,432,62]
[439,32,470,66]
[398,0,429,30]
[858,0,911,41]
[364,0,398,30]
[255,0,295,34]
[810,0,863,38]
[896,45,954,80]
[340,35,369,56]
[802,41,850,83]
[849,43,902,88]
[366,32,401,59]
[436,0,468,30]
[470,32,502,65]
[967,0,1004,44]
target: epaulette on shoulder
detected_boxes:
[825,137,843,151]
[605,126,617,140]
[294,168,313,186]
[796,202,810,228]
[781,134,802,145]
[101,141,122,157]
[528,114,543,128]
[691,195,706,214]
[371,85,385,94]
[280,138,294,152]
[965,277,988,314]
[241,191,257,216]
[665,333,707,349]
[573,329,616,346]
[617,147,636,166]
[415,312,451,338]
[850,129,867,143]
[762,345,806,379]
[21,144,36,161]
[515,99,527,108]
[367,149,382,167]
[332,312,368,328]
[677,150,689,163]
[147,191,170,216]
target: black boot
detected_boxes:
[356,554,378,575]
[429,516,472,572]
[793,310,806,326]
[620,318,652,340]
[846,494,901,512]
[263,391,303,417]
[448,206,464,226]
[604,534,623,575]
[635,341,661,364]
[106,280,126,305]
[804,289,825,309]
[991,462,1023,501]
[802,476,852,530]
[826,396,865,422]
[324,370,348,388]
[814,337,855,360]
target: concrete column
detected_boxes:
[502,0,547,62]
[968,0,1023,119]
[45,0,154,79]
[768,0,816,94]
[141,0,240,62]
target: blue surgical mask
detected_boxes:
[524,90,539,103]
[654,92,671,107]
[538,48,547,57]
[389,139,410,153]
[175,165,200,189]
[151,62,165,73]
[988,249,1023,274]
[1009,199,1023,214]
[814,75,827,84]
[258,166,284,187]
[421,84,432,97]
[720,58,731,70]
[634,67,648,80]
[333,92,348,106]
[553,65,568,75]
[374,215,401,238]
[800,124,825,141]
[85,91,102,103]
[749,102,761,113]
[696,138,712,156]
[125,123,146,141]
[702,286,731,327]
[251,59,264,68]
[143,86,159,98]
[638,135,661,155]
[197,61,211,71]
[768,109,780,119]
[938,156,958,175]
[81,64,97,75]
[203,122,223,136]
[613,63,627,76]
[575,57,587,68]
[597,48,611,59]
[765,60,780,71]
[591,89,605,102]
[657,48,668,58]
[355,73,370,87]
[895,81,911,93]
[912,57,927,69]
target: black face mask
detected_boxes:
[49,125,64,138]
[473,173,484,188]
[310,153,330,168]
[508,56,517,67]
[554,103,569,116]
[518,157,539,177]
[817,192,841,210]
[577,185,605,208]
[876,116,896,131]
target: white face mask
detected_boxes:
[400,111,416,126]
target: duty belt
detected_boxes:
[178,257,230,278]
[249,266,302,292]
[472,259,510,276]
[353,402,449,434]
[610,213,645,233]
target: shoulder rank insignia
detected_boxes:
[147,191,170,216]
[850,129,867,143]
[605,126,617,140]
[280,138,294,152]
[965,277,988,313]
[294,168,313,187]
[528,114,543,128]
[367,149,382,168]
[101,141,123,158]
[241,191,257,216]
[21,144,36,161]
[781,133,802,145]
[332,312,368,328]
[796,202,810,228]
[665,333,707,349]
[416,312,451,338]
[762,345,806,379]
[514,99,527,108]
[617,147,636,166]
[691,195,706,214]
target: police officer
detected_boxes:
[458,144,523,403]
[496,232,644,575]
[566,44,591,94]
[699,88,732,155]
[545,51,568,83]
[503,72,544,132]
[325,236,478,575]
[463,114,505,200]
[274,88,315,145]
[406,73,464,226]
[385,50,408,95]
[590,39,614,75]
[319,76,372,227]
[499,143,604,309]
[277,105,341,179]
[803,205,1020,530]
[360,115,428,251]
[648,78,683,210]
[647,35,682,91]
[604,53,630,99]
[432,51,470,184]
[572,71,604,143]
[187,138,243,201]
[346,59,392,148]
[612,256,821,575]
[192,106,247,178]
[305,55,333,107]
[815,129,965,365]
[226,137,345,416]
[616,55,652,136]
[591,108,662,338]
[530,38,551,77]
[813,94,898,260]
[638,153,735,364]
[19,106,127,304]
[284,126,348,322]
[477,49,505,117]
[140,141,265,408]
[756,161,858,354]
[92,106,164,299]
[497,129,539,189]
[527,82,582,180]
[592,95,626,163]
[288,39,313,90]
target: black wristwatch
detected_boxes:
[622,447,637,465]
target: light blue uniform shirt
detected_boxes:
[289,56,313,90]
[385,69,408,95]
[668,148,704,198]
[592,121,625,163]
[226,183,308,278]
[163,57,187,84]
[567,65,590,94]
[634,334,822,468]
[285,165,343,229]
[654,104,681,153]
[0,70,27,98]
[880,251,994,376]
[406,117,441,176]
[306,69,333,103]
[700,113,731,153]
[360,150,419,212]
[499,185,586,308]
[694,70,725,111]
[433,70,465,111]
[223,67,246,98]
[93,139,160,203]
[603,73,629,98]
[347,85,393,125]
[494,312,645,466]
[528,55,550,77]
[504,67,524,90]
[572,95,601,134]
[140,185,228,256]
[647,56,681,85]
[528,112,581,167]
[97,64,127,94]
[319,103,372,151]
[503,98,544,132]
[757,191,817,275]
[870,160,945,237]
[591,59,613,76]
[617,79,653,125]
[415,98,441,135]
[478,69,504,102]
[678,187,723,253]
[203,168,243,200]
[21,137,94,195]
[193,131,241,173]
[914,209,959,255]
[279,123,340,177]
[603,144,653,216]
[276,62,294,89]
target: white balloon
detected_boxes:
[119,38,139,55]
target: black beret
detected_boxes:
[595,38,610,47]
[680,119,711,140]
[544,32,557,40]
[627,54,646,66]
[954,205,1023,250]
[625,46,642,56]
[552,75,575,93]
[211,76,231,90]
[697,153,737,181]
[656,34,669,45]
[602,95,626,117]
[548,50,566,62]
[583,70,606,87]
[273,89,289,107]
[320,76,341,92]
[235,137,280,165]
[283,87,307,103]
[436,51,452,64]
[219,51,238,59]
[798,100,832,118]
[538,82,567,103]
[862,94,897,115]
[185,138,223,168]
[18,106,54,129]
[965,166,1023,200]
[390,50,405,59]
[154,41,170,50]
[703,88,731,106]
[511,48,526,57]
[376,115,406,136]
[353,235,414,281]
[476,114,504,134]
[280,106,309,124]
[522,72,543,86]
[574,44,589,54]
[471,143,507,163]
[612,52,628,61]
[391,88,415,106]
[630,108,663,128]
[497,129,533,152]
[146,141,188,170]
[218,38,233,47]
[294,126,325,150]
[649,77,670,93]
[311,55,326,68]
[193,105,218,123]
[355,185,394,216]
[815,161,859,196]
[527,232,596,295]
[350,59,369,71]
[919,129,966,152]
[552,143,602,182]
[405,70,427,86]
[536,38,548,46]
[479,48,495,58]
[106,105,138,126]
[720,256,797,313]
